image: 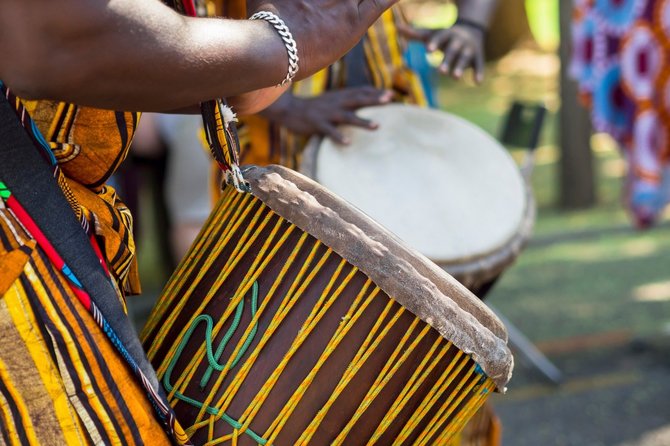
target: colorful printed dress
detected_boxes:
[571,0,670,226]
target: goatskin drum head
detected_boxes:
[305,104,527,264]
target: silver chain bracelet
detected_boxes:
[250,11,299,86]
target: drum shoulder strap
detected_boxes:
[0,90,181,442]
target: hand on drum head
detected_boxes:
[247,0,401,79]
[397,22,486,84]
[261,87,394,144]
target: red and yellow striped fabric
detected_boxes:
[0,205,174,445]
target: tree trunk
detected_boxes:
[558,0,596,209]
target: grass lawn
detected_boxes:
[437,45,670,349]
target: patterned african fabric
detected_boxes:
[0,203,175,445]
[571,0,670,226]
[231,5,430,171]
[16,98,141,298]
[0,83,190,444]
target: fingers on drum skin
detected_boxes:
[440,38,465,74]
[340,111,377,129]
[318,121,348,144]
[452,46,475,79]
[428,30,451,52]
[339,87,392,109]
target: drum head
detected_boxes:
[304,104,527,265]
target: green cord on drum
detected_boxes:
[163,281,267,444]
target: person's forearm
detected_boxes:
[455,0,498,28]
[0,0,288,111]
[229,85,291,116]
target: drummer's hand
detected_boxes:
[397,22,486,84]
[248,0,400,79]
[261,87,394,144]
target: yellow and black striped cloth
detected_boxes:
[0,205,173,445]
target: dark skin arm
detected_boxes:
[0,0,400,112]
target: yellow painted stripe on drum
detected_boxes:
[147,188,497,444]
[438,375,489,442]
[257,265,370,442]
[178,212,290,411]
[298,298,403,444]
[167,207,283,402]
[416,365,480,444]
[415,357,478,445]
[221,238,333,442]
[202,234,329,427]
[147,191,253,363]
[439,385,485,445]
[368,338,453,443]
[440,381,495,444]
[142,189,247,345]
[393,350,468,444]
[2,279,86,445]
[158,188,249,310]
[333,320,431,445]
[184,229,317,434]
[264,280,380,443]
[226,258,355,432]
[186,218,298,423]
[239,261,358,437]
[0,356,39,445]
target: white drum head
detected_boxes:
[305,104,527,264]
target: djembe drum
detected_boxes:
[300,104,535,295]
[142,165,512,445]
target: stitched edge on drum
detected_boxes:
[243,165,513,391]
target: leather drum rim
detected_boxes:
[244,165,513,390]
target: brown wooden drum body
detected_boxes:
[142,165,512,445]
